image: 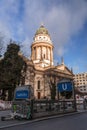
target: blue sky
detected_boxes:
[0,0,87,74]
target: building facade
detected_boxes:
[74,72,87,93]
[24,25,74,99]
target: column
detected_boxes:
[32,48,35,60]
[41,46,43,60]
[36,46,37,60]
[46,47,48,60]
[50,47,51,65]
[51,47,53,65]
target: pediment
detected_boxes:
[64,66,73,75]
[55,65,73,75]
[56,65,65,71]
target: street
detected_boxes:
[1,111,87,130]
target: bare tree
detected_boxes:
[44,75,56,100]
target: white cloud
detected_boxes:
[0,0,22,53]
[73,66,80,74]
[44,1,87,57]
[21,37,31,57]
[0,22,11,54]
[0,22,11,38]
[0,0,87,58]
[22,0,87,57]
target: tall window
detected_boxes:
[44,54,45,59]
[38,92,40,99]
[37,80,40,89]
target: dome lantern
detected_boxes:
[35,25,50,36]
[33,25,52,45]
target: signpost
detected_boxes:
[58,81,73,92]
[57,80,77,111]
[57,80,73,100]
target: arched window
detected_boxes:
[44,54,45,59]
[37,80,40,89]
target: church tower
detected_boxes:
[31,25,54,67]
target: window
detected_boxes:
[44,54,45,59]
[37,80,40,89]
[38,92,41,99]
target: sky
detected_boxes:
[0,0,87,74]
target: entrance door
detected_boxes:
[38,92,41,99]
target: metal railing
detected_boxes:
[32,99,76,118]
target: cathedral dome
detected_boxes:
[35,25,49,36]
[33,25,53,45]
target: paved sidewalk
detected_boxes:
[0,110,87,129]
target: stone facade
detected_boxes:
[74,72,87,93]
[23,25,74,99]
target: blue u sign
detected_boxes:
[57,82,72,92]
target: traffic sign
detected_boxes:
[57,82,73,92]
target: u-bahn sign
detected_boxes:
[57,81,73,92]
[15,90,29,99]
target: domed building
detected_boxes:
[24,25,74,99]
[31,25,53,67]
